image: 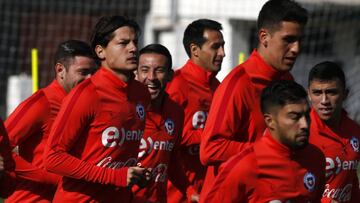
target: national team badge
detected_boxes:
[303,172,316,192]
[350,137,359,152]
[165,119,175,135]
[136,104,145,121]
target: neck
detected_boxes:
[103,66,133,83]
[324,113,342,130]
[150,92,165,111]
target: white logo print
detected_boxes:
[97,157,137,169]
[192,111,207,129]
[136,104,145,121]
[165,119,175,135]
[323,183,352,202]
[350,137,359,152]
[303,172,316,192]
[138,137,174,158]
[326,156,359,177]
[102,127,143,147]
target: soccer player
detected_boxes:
[308,61,360,202]
[203,80,326,202]
[133,44,196,203]
[44,16,151,202]
[166,19,225,202]
[200,0,308,198]
[0,119,15,198]
[5,40,97,203]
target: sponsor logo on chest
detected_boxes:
[138,137,175,158]
[192,111,208,129]
[326,156,359,177]
[101,127,143,147]
[323,183,352,202]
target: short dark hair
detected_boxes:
[257,0,308,32]
[139,44,172,70]
[308,61,346,89]
[183,19,222,58]
[54,40,95,69]
[90,15,140,55]
[261,80,307,114]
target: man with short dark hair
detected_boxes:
[133,43,196,203]
[203,80,326,202]
[308,61,360,202]
[200,0,308,199]
[5,40,97,203]
[44,16,151,202]
[166,18,225,202]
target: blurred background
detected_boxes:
[1,0,360,123]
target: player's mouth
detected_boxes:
[318,107,333,115]
[127,56,137,64]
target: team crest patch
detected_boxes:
[136,104,145,121]
[350,137,359,152]
[165,119,175,135]
[303,172,316,192]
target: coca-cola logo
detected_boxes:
[323,183,352,202]
[96,156,137,169]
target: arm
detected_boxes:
[44,84,128,187]
[0,119,16,198]
[200,74,253,166]
[12,153,60,185]
[5,91,60,185]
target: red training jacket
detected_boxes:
[5,80,65,203]
[132,94,194,203]
[0,118,16,198]
[166,60,220,202]
[45,67,150,203]
[309,109,360,203]
[203,130,326,203]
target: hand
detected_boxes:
[127,166,152,188]
[0,155,4,178]
[190,193,200,202]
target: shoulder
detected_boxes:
[128,79,150,105]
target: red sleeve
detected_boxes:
[44,82,128,187]
[12,153,60,185]
[5,91,48,148]
[0,119,16,198]
[167,77,202,146]
[5,91,60,185]
[201,148,254,203]
[200,70,252,166]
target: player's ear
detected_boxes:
[264,113,275,130]
[190,43,200,58]
[55,63,66,79]
[259,28,270,48]
[95,45,105,60]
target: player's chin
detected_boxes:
[294,138,309,150]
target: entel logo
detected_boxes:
[192,111,207,129]
[326,156,359,177]
[138,137,174,158]
[102,127,143,147]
